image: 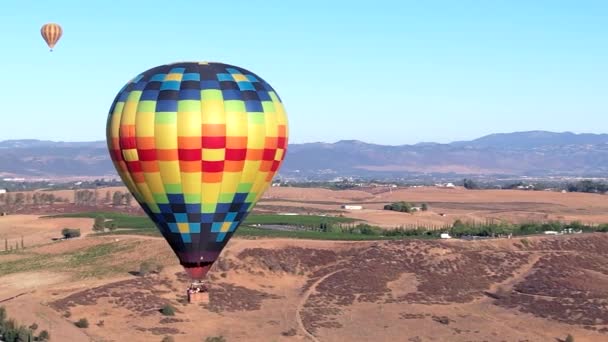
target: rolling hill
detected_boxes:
[1,131,608,180]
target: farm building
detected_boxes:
[341,205,363,210]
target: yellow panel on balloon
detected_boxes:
[155,124,178,149]
[109,114,121,138]
[135,112,155,137]
[225,112,248,136]
[220,172,241,194]
[178,111,201,137]
[144,173,165,194]
[181,173,201,195]
[201,183,221,204]
[201,101,226,124]
[240,160,261,183]
[247,126,266,148]
[158,161,181,184]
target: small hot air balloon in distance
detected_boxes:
[106,62,289,294]
[40,23,63,51]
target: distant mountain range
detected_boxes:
[1,131,608,180]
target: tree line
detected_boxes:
[0,189,134,209]
[3,236,25,252]
[290,219,608,239]
[73,190,132,207]
[463,178,608,193]
[0,192,65,207]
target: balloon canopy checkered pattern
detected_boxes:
[106,61,288,268]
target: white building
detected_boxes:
[440,233,452,239]
[0,189,6,194]
[341,205,363,210]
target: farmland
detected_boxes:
[1,185,608,341]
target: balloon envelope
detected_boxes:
[106,62,289,279]
[40,23,62,51]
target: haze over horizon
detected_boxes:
[2,130,608,147]
[1,1,606,145]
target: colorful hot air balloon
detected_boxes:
[106,62,289,281]
[40,23,63,51]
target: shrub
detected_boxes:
[38,330,50,341]
[29,322,38,330]
[565,334,574,342]
[160,304,175,316]
[140,261,164,276]
[358,224,381,236]
[205,336,227,342]
[384,201,414,213]
[74,318,89,328]
[161,337,175,342]
[61,228,81,239]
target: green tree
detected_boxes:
[14,193,25,206]
[124,193,133,206]
[112,191,124,206]
[93,215,105,232]
[0,305,6,324]
[463,178,478,190]
[4,192,13,205]
[16,325,33,341]
[421,203,428,211]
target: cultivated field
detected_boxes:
[7,185,608,228]
[261,186,608,227]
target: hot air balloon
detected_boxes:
[106,62,289,285]
[40,23,63,51]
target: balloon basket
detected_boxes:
[187,281,209,304]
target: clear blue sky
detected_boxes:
[0,0,606,145]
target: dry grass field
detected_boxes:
[0,186,607,341]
